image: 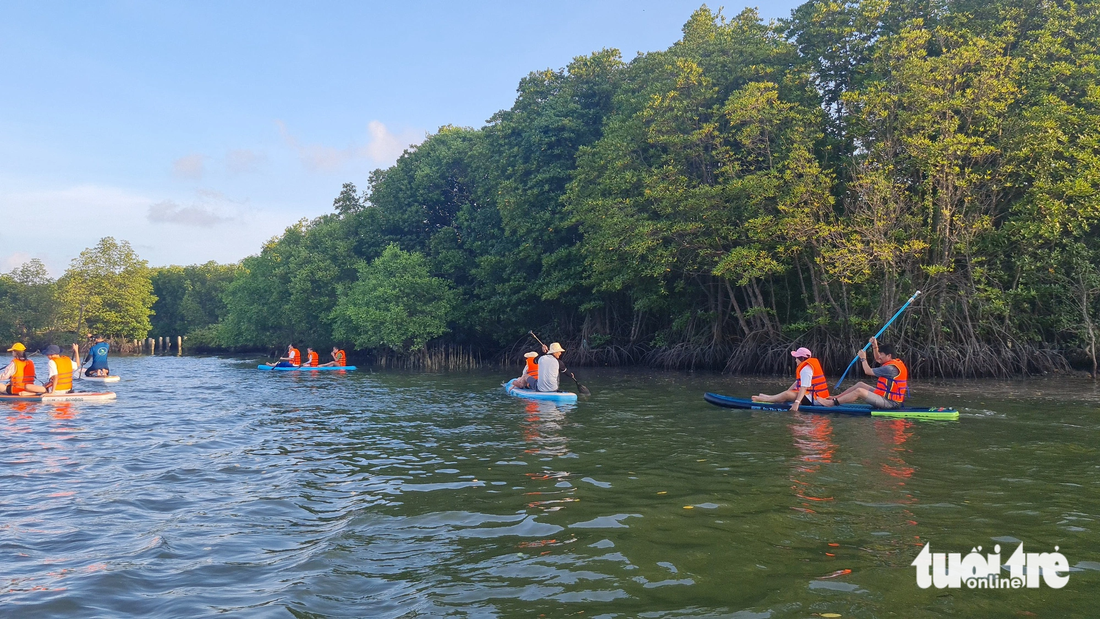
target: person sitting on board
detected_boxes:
[1,343,46,395]
[274,344,301,368]
[318,346,347,367]
[751,347,830,412]
[83,335,110,377]
[824,337,907,410]
[531,342,568,392]
[43,344,80,394]
[304,347,320,367]
[514,350,542,389]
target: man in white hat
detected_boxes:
[534,342,567,392]
[752,346,831,412]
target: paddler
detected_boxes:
[305,347,320,367]
[83,334,111,377]
[43,344,80,394]
[1,343,46,395]
[751,347,830,412]
[274,344,301,368]
[531,342,568,392]
[514,350,542,389]
[824,337,907,410]
[319,346,347,367]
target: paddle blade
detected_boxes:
[578,384,592,396]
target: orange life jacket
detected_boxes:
[288,347,300,365]
[873,358,908,402]
[795,357,830,400]
[334,350,346,366]
[52,356,73,392]
[307,351,319,367]
[11,358,35,394]
[525,357,539,380]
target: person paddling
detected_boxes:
[530,343,568,392]
[83,334,110,377]
[319,346,347,367]
[1,343,46,395]
[43,344,80,394]
[824,337,907,410]
[752,347,830,412]
[275,344,301,368]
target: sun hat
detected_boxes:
[790,347,812,358]
[7,343,26,352]
[548,342,565,354]
[524,351,539,358]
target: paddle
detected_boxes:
[833,290,921,391]
[528,330,591,395]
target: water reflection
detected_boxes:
[788,414,836,513]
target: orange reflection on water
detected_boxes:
[788,414,836,510]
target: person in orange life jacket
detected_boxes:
[514,350,542,389]
[0,343,46,395]
[319,346,347,367]
[751,347,830,412]
[824,337,907,410]
[303,347,321,367]
[275,344,301,368]
[43,344,80,394]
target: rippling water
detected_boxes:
[3,356,1099,617]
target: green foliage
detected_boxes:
[57,237,156,340]
[330,244,457,352]
[150,262,239,338]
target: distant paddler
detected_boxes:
[83,334,111,377]
[823,337,907,410]
[318,346,347,367]
[274,344,301,368]
[1,342,46,395]
[305,347,320,367]
[752,347,830,412]
[530,342,569,393]
[43,344,81,394]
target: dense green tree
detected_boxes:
[56,237,156,339]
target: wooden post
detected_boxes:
[149,338,156,355]
[177,335,183,356]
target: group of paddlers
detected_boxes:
[1,342,82,395]
[512,341,569,392]
[752,336,908,411]
[274,344,347,368]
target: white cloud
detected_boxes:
[173,154,206,180]
[148,199,233,228]
[1,252,33,272]
[276,120,423,173]
[226,148,265,175]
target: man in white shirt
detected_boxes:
[535,342,567,392]
[44,344,81,394]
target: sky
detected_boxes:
[0,0,803,276]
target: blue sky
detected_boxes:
[0,1,802,275]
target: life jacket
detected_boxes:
[873,358,909,402]
[11,358,35,394]
[307,351,319,367]
[524,357,539,380]
[794,357,830,400]
[52,356,73,392]
[334,350,346,367]
[288,347,301,366]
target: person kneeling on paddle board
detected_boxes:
[752,347,830,411]
[275,344,301,368]
[83,335,110,377]
[514,350,543,389]
[530,343,568,392]
[318,346,347,367]
[1,343,46,395]
[823,337,907,410]
[43,344,80,394]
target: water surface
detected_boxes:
[3,356,1099,617]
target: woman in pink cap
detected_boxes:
[752,347,831,411]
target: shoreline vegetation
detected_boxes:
[4,1,1100,379]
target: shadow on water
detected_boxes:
[1,359,1098,617]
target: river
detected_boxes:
[2,355,1099,617]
